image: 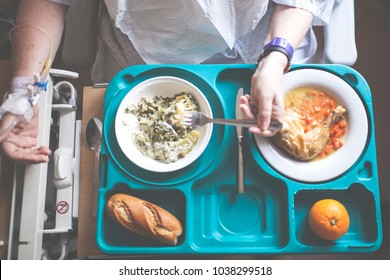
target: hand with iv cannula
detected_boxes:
[0,55,53,163]
[0,0,66,163]
[0,54,51,140]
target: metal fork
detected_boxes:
[183,111,283,130]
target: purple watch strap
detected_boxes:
[257,37,294,73]
[264,37,294,60]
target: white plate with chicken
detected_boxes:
[255,68,368,182]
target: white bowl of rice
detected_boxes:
[115,76,213,173]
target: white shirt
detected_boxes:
[51,0,336,82]
[104,0,269,64]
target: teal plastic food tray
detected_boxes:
[96,64,382,255]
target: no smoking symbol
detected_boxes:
[56,201,69,214]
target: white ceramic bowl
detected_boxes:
[115,76,213,173]
[255,69,368,182]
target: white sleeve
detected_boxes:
[272,0,337,26]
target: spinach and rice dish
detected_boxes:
[125,92,200,163]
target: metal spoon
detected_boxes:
[86,117,103,217]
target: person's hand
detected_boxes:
[240,52,286,137]
[0,105,51,164]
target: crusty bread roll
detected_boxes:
[106,193,183,245]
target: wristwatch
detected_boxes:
[257,37,294,73]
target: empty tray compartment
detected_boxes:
[190,175,289,253]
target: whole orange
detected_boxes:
[308,198,350,241]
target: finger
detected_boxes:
[240,96,258,118]
[256,94,273,131]
[37,145,52,156]
[18,153,50,164]
[247,96,258,115]
[248,126,278,137]
[239,97,252,118]
[240,95,250,106]
[272,93,284,121]
[1,142,50,164]
[251,83,274,130]
[239,104,255,119]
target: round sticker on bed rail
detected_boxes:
[255,68,368,182]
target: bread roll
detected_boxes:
[106,193,183,245]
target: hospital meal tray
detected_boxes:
[95,64,382,255]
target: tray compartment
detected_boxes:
[215,68,253,96]
[190,174,289,252]
[97,183,186,250]
[294,183,379,248]
[103,68,228,185]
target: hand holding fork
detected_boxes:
[183,111,283,130]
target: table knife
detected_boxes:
[235,88,245,194]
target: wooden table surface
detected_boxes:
[78,86,106,257]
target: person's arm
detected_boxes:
[11,0,68,83]
[241,4,314,136]
[0,0,67,163]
